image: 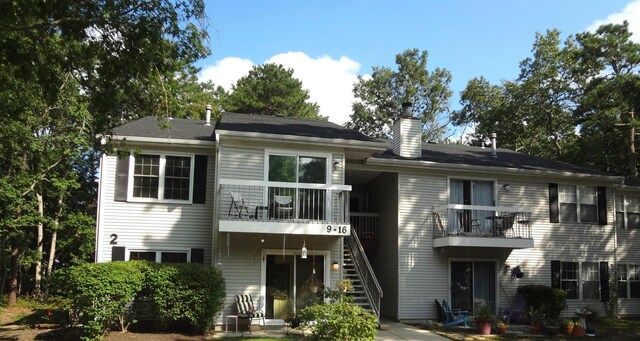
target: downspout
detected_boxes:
[94,153,107,262]
[613,182,621,316]
[212,132,221,267]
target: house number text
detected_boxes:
[326,225,347,234]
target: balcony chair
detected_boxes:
[235,294,265,333]
[441,299,469,327]
[495,213,515,237]
[433,212,448,237]
[228,192,250,219]
[456,210,480,234]
[274,195,293,219]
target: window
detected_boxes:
[631,265,640,298]
[561,262,579,299]
[618,264,628,298]
[130,153,194,202]
[559,185,597,223]
[129,250,188,263]
[268,154,327,184]
[582,262,600,300]
[615,195,640,229]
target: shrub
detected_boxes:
[143,262,225,334]
[53,261,150,341]
[299,301,378,340]
[53,261,226,340]
[517,284,567,322]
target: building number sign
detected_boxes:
[326,225,348,234]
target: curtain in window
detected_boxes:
[559,185,577,222]
[473,181,494,233]
[449,180,464,233]
[580,187,597,223]
[474,262,496,312]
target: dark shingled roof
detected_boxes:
[112,116,215,141]
[373,142,609,176]
[216,112,378,142]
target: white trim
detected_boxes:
[433,204,533,213]
[219,220,350,236]
[434,236,534,248]
[218,178,351,191]
[217,129,387,151]
[366,157,624,184]
[109,135,216,146]
[127,151,195,204]
[95,154,107,262]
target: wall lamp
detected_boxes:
[503,184,511,192]
[331,262,340,271]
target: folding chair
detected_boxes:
[228,192,250,218]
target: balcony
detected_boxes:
[432,204,534,249]
[218,179,351,236]
[350,213,379,250]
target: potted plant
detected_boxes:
[526,306,543,334]
[496,320,508,335]
[572,320,586,336]
[473,304,493,335]
[285,313,302,329]
[511,265,524,279]
[559,319,574,335]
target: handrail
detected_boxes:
[345,228,383,322]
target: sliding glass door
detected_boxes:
[450,261,496,312]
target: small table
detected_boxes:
[226,314,238,332]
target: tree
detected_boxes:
[223,63,323,119]
[572,22,640,177]
[0,0,211,305]
[346,48,453,141]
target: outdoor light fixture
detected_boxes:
[301,239,307,259]
[331,262,340,271]
[504,184,511,192]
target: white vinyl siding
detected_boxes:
[219,146,264,180]
[97,154,214,263]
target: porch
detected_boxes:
[432,204,534,249]
[218,179,351,236]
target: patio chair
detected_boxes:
[456,210,480,234]
[235,294,265,333]
[441,299,469,327]
[228,192,250,218]
[274,195,293,219]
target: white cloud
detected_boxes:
[587,0,640,42]
[198,52,362,125]
[198,57,254,90]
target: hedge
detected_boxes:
[53,261,225,340]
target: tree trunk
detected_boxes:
[44,193,63,298]
[34,192,44,297]
[7,243,19,307]
[0,237,6,298]
[629,110,637,178]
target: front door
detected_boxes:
[264,253,325,319]
[450,261,496,312]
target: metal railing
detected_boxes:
[349,213,379,240]
[432,204,532,239]
[345,228,383,322]
[218,180,350,224]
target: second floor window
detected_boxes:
[268,154,327,184]
[618,264,640,299]
[558,185,597,223]
[131,154,193,202]
[616,195,640,229]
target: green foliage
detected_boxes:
[224,63,323,119]
[143,262,226,334]
[53,261,226,339]
[473,303,494,322]
[517,285,567,322]
[347,48,453,141]
[299,301,378,341]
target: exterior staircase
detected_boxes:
[343,229,383,322]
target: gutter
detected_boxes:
[105,135,216,147]
[365,157,625,184]
[216,130,387,152]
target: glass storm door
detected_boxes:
[451,261,496,312]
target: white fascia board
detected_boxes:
[216,129,387,152]
[366,157,624,184]
[109,135,216,147]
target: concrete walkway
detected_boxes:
[376,320,449,341]
[213,319,449,340]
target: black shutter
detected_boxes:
[191,248,204,264]
[600,261,609,302]
[114,156,129,202]
[597,186,608,225]
[112,246,126,261]
[193,155,208,204]
[551,260,561,289]
[549,183,559,223]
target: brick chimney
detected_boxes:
[392,102,422,158]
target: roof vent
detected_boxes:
[491,133,497,158]
[401,102,413,117]
[205,104,212,126]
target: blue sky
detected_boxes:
[198,0,639,128]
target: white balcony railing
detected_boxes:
[218,179,351,225]
[432,204,532,239]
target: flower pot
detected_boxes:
[573,325,585,336]
[530,323,541,334]
[310,285,319,293]
[561,325,574,335]
[496,325,507,335]
[476,321,492,335]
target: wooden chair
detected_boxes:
[441,299,469,327]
